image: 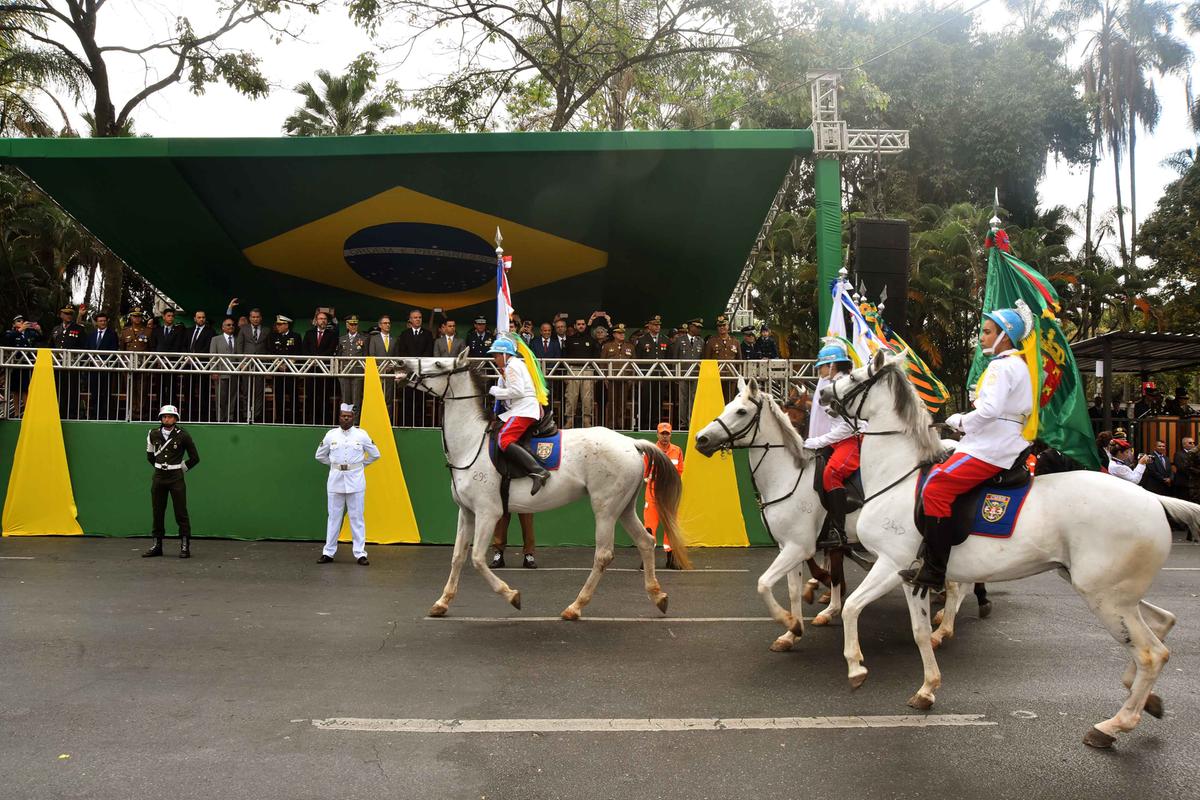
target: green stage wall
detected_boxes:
[0,421,773,547]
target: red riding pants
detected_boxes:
[823,436,862,492]
[498,415,537,450]
[919,452,1002,518]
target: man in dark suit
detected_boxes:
[398,308,434,357]
[85,311,119,419]
[235,308,269,421]
[367,315,402,418]
[151,307,188,409]
[531,322,561,360]
[187,310,216,354]
[1144,439,1173,495]
[303,310,339,424]
[433,319,467,357]
[185,310,217,420]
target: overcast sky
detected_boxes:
[45,1,1200,258]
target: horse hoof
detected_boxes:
[907,693,935,711]
[769,637,794,653]
[655,594,669,614]
[932,609,945,626]
[812,614,831,627]
[1145,693,1164,719]
[931,634,948,651]
[1083,727,1116,749]
[509,591,521,610]
[561,607,580,621]
[428,604,448,617]
[802,582,817,605]
[979,600,993,619]
[818,591,831,604]
[848,671,868,690]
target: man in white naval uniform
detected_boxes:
[315,403,381,565]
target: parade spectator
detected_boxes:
[702,314,739,360]
[187,310,215,353]
[633,314,669,429]
[1088,395,1105,421]
[562,317,598,428]
[490,512,537,569]
[399,309,434,357]
[531,322,560,359]
[1106,439,1150,484]
[667,317,703,430]
[465,316,493,357]
[235,308,269,422]
[49,305,84,349]
[151,308,187,352]
[600,323,634,428]
[303,310,339,425]
[758,325,780,358]
[1133,382,1163,418]
[85,311,118,419]
[209,317,239,422]
[269,314,302,423]
[740,326,757,359]
[336,315,367,423]
[1174,437,1196,505]
[1164,387,1193,417]
[519,318,534,344]
[367,315,401,415]
[1095,430,1113,471]
[316,403,380,565]
[553,318,569,354]
[3,316,40,413]
[433,318,467,357]
[1143,440,1172,495]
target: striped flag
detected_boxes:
[496,253,514,334]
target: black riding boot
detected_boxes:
[142,536,163,558]
[816,488,850,550]
[503,445,550,495]
[898,517,953,592]
[179,534,191,559]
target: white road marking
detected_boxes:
[424,616,802,623]
[312,714,995,733]
[1162,567,1200,571]
[0,556,35,560]
[492,567,748,573]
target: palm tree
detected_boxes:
[1074,0,1121,273]
[1115,0,1191,258]
[284,55,398,136]
[0,16,85,136]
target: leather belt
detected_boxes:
[155,463,184,470]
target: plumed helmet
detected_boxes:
[488,337,518,356]
[984,299,1035,346]
[816,340,851,367]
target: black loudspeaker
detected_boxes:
[853,218,910,338]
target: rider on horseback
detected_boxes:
[488,337,550,495]
[804,339,862,549]
[899,302,1035,591]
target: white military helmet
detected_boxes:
[158,404,180,419]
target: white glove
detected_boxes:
[803,438,818,449]
[945,413,964,432]
[488,385,503,397]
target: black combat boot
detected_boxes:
[816,488,850,550]
[664,550,679,570]
[142,536,163,558]
[503,445,550,495]
[179,535,191,559]
[898,517,954,594]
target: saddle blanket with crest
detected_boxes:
[915,471,1034,542]
[489,432,563,471]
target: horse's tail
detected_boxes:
[635,441,693,570]
[1157,495,1200,535]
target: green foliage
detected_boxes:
[284,53,399,136]
[1139,160,1200,330]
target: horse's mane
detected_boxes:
[760,391,810,465]
[881,358,944,463]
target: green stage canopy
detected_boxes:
[0,130,812,327]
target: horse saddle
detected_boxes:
[488,412,563,478]
[813,447,865,513]
[914,447,1034,546]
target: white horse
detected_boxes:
[824,350,1194,749]
[692,378,963,651]
[396,351,691,619]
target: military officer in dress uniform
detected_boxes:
[667,318,705,429]
[49,305,86,417]
[703,314,740,402]
[600,323,635,428]
[632,314,670,429]
[316,403,381,565]
[120,308,152,419]
[757,325,781,359]
[269,314,302,423]
[336,315,368,423]
[466,316,494,358]
[142,404,200,559]
[739,326,758,359]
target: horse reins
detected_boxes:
[400,359,492,472]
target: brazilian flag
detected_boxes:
[968,237,1100,470]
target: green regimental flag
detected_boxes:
[967,237,1100,470]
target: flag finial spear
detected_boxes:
[990,188,1002,230]
[495,226,504,255]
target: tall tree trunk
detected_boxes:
[98,252,122,317]
[1084,121,1100,267]
[1112,145,1128,269]
[1129,104,1137,262]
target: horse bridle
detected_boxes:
[399,359,492,473]
[710,394,807,525]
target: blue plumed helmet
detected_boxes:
[983,300,1034,346]
[487,337,518,356]
[816,340,851,367]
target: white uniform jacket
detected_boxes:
[946,349,1033,468]
[1106,457,1146,485]
[805,375,864,449]
[315,426,380,493]
[489,357,542,422]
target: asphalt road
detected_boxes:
[2,536,1198,800]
